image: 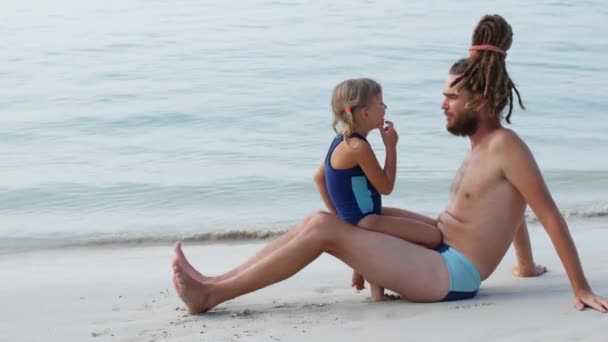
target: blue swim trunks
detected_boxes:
[435,243,481,301]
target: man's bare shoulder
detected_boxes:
[487,127,527,154]
[487,127,540,182]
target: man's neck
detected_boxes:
[468,119,502,149]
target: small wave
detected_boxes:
[526,204,608,223]
[79,229,287,247]
[1,229,288,255]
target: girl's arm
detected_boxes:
[353,123,398,195]
[313,163,336,214]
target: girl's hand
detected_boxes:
[380,121,398,147]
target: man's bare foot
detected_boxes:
[512,263,548,277]
[174,242,214,283]
[351,271,365,291]
[172,247,216,314]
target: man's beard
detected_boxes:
[447,111,479,137]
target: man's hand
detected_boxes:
[512,263,547,277]
[573,290,608,313]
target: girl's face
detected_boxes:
[363,94,387,129]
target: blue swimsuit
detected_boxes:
[324,134,381,225]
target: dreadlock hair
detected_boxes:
[450,14,525,124]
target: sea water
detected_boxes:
[1,0,607,252]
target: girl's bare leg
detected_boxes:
[358,214,442,249]
[173,213,450,314]
[382,207,438,227]
[175,211,324,283]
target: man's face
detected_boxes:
[441,74,479,137]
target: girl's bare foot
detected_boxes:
[172,247,216,314]
[370,283,386,301]
[175,242,214,283]
[370,284,399,301]
[351,271,365,291]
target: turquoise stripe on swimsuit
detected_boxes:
[351,176,373,214]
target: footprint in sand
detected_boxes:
[450,301,495,310]
[230,309,256,319]
[303,303,328,309]
[272,303,296,309]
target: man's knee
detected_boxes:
[301,213,338,243]
[303,210,327,224]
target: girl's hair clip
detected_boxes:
[344,106,352,114]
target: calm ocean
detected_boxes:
[1,0,607,253]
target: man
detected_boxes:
[172,15,607,314]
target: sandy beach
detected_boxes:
[1,220,607,342]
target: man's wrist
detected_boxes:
[572,281,591,296]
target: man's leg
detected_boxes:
[351,210,441,291]
[173,213,450,314]
[176,211,325,283]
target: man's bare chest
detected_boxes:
[450,154,503,202]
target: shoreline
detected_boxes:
[2,216,607,257]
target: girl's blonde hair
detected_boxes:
[331,78,382,136]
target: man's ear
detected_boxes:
[472,93,488,112]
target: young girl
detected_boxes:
[313,78,442,301]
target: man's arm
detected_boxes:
[512,220,547,277]
[313,163,336,214]
[500,130,607,312]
